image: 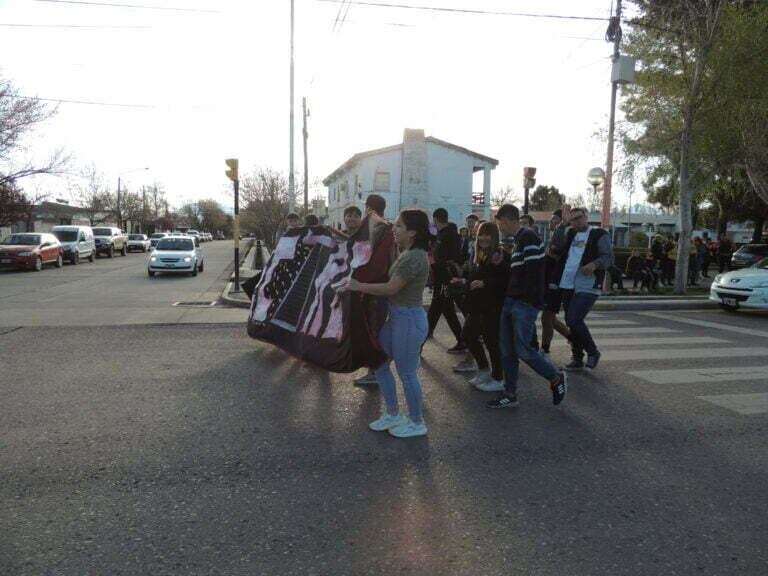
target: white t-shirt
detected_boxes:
[559,228,591,289]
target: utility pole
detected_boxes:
[523,167,536,215]
[225,159,240,291]
[117,176,122,230]
[602,0,623,229]
[302,96,309,213]
[288,0,296,209]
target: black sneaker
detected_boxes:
[447,343,467,355]
[551,372,567,405]
[564,359,584,371]
[586,351,601,370]
[486,392,519,409]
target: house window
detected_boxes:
[374,171,390,193]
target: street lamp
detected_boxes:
[587,166,605,197]
[117,167,149,231]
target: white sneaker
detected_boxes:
[369,413,407,432]
[389,419,428,438]
[469,370,492,387]
[476,378,505,392]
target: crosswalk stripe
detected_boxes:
[697,393,768,415]
[628,365,768,384]
[602,347,768,361]
[540,319,639,327]
[587,327,679,335]
[552,336,728,348]
[639,312,768,339]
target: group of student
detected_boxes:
[298,194,612,440]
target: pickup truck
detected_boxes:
[92,227,128,258]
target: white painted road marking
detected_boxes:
[639,312,768,339]
[588,327,679,335]
[601,347,768,361]
[552,336,729,348]
[629,365,768,384]
[697,393,768,415]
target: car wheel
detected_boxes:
[719,303,738,312]
[198,261,204,272]
[71,251,79,265]
[34,256,43,271]
[121,245,127,256]
[148,269,155,277]
[89,251,95,263]
[108,246,114,258]
[191,265,198,277]
[55,254,63,268]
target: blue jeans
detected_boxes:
[562,290,599,359]
[375,303,428,423]
[499,297,559,396]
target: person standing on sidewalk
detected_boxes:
[427,208,465,353]
[717,234,733,273]
[459,221,508,391]
[486,204,567,409]
[554,207,613,371]
[339,209,431,438]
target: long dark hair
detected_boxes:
[474,220,500,265]
[399,209,431,251]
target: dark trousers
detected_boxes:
[427,284,463,343]
[702,257,711,277]
[663,259,675,285]
[462,308,502,380]
[718,255,731,273]
[562,289,599,359]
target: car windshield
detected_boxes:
[92,228,112,236]
[156,238,194,251]
[128,235,144,240]
[755,258,768,269]
[150,234,165,239]
[53,231,78,242]
[2,234,41,245]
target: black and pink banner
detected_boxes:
[247,220,389,373]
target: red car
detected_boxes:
[0,232,64,271]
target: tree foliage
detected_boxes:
[529,185,565,212]
[240,168,291,248]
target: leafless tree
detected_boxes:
[491,185,521,209]
[0,76,68,188]
[70,164,110,226]
[240,168,290,248]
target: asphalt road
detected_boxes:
[1,287,767,575]
[0,240,246,326]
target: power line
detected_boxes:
[33,0,220,13]
[0,22,152,28]
[317,0,609,22]
[13,95,207,109]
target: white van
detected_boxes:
[51,225,96,264]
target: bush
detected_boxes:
[629,231,649,248]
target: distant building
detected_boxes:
[323,128,498,228]
[0,201,104,238]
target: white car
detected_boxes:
[709,258,768,311]
[148,236,204,277]
[127,234,151,252]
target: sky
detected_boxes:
[0,0,639,211]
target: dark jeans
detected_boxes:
[499,297,558,396]
[462,309,502,380]
[718,255,731,273]
[427,284,463,343]
[562,290,599,360]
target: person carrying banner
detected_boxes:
[338,209,432,438]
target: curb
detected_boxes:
[218,280,252,309]
[593,299,717,311]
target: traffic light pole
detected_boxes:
[233,178,240,292]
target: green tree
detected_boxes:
[529,185,564,212]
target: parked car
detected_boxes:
[0,232,64,271]
[730,244,768,269]
[215,232,225,240]
[149,232,167,248]
[710,258,768,311]
[51,225,96,264]
[92,226,128,257]
[127,234,151,252]
[148,236,205,277]
[186,229,201,242]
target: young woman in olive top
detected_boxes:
[338,209,431,438]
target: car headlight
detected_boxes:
[18,251,33,256]
[183,257,192,262]
[150,256,157,261]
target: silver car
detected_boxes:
[147,236,204,277]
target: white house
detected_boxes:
[323,129,498,228]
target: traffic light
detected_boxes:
[225,158,239,181]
